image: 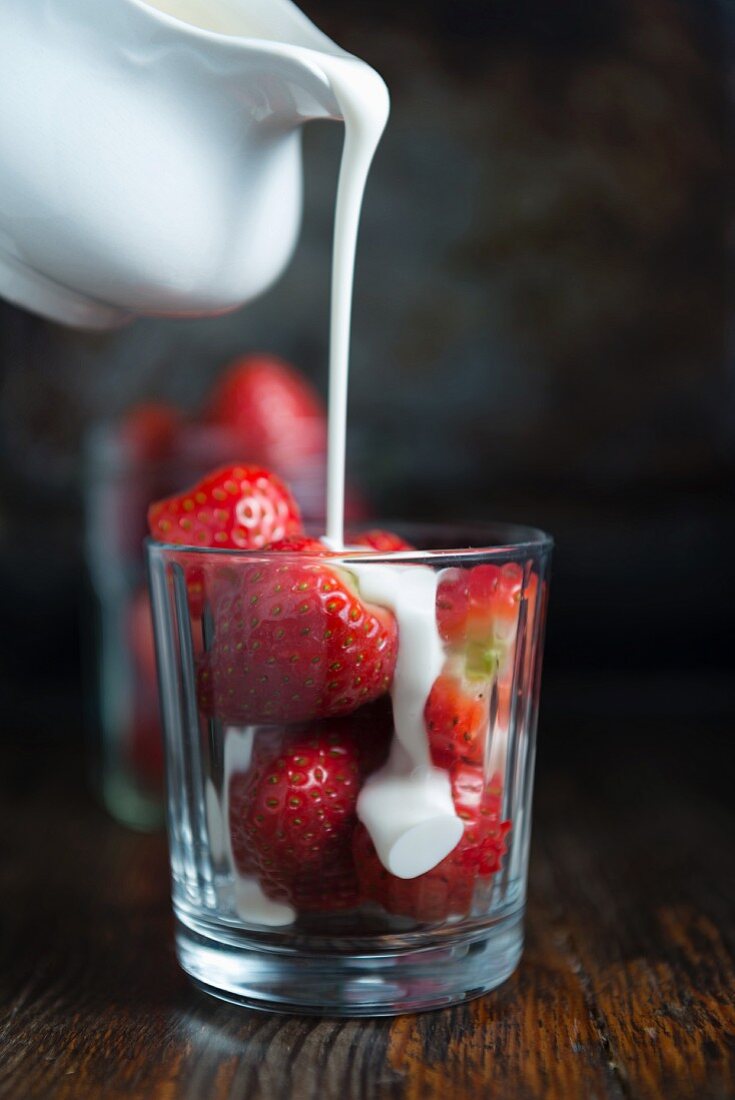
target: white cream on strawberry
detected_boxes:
[346,562,463,878]
[221,725,296,927]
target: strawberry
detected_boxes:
[204,354,327,467]
[353,766,510,922]
[266,535,329,554]
[348,530,416,552]
[147,464,302,550]
[267,531,414,554]
[127,710,165,789]
[437,566,542,733]
[437,563,524,666]
[425,662,490,768]
[110,402,184,560]
[197,555,398,725]
[228,719,389,911]
[147,464,303,615]
[428,563,528,762]
[119,401,182,463]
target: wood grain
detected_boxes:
[0,717,732,1100]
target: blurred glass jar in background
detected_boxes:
[83,355,347,830]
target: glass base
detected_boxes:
[175,909,524,1017]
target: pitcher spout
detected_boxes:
[130,0,382,124]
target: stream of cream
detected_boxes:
[192,17,462,918]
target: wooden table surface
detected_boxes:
[1,709,733,1100]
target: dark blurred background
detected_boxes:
[0,0,731,743]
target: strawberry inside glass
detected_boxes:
[148,464,541,927]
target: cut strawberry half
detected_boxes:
[425,662,490,769]
[428,562,531,765]
[437,562,524,666]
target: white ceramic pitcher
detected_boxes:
[0,0,373,329]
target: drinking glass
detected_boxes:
[147,524,551,1015]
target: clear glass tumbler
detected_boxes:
[147,524,552,1015]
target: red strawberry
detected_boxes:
[431,564,525,754]
[267,532,414,554]
[228,721,388,912]
[147,464,302,550]
[425,663,490,768]
[204,355,327,466]
[197,556,398,725]
[119,401,182,463]
[435,564,541,737]
[266,535,329,554]
[348,530,416,552]
[437,563,524,659]
[354,766,510,922]
[127,710,165,789]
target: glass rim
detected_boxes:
[145,521,553,564]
